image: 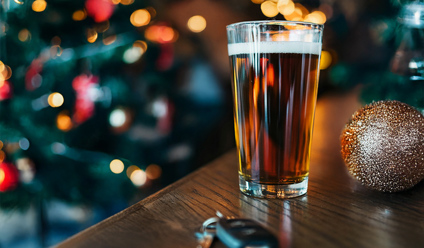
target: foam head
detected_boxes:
[228,41,321,56]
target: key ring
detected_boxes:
[200,217,219,233]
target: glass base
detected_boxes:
[239,175,308,199]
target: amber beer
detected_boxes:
[228,39,321,198]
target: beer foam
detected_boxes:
[228,41,321,56]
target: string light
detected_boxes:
[18,29,31,42]
[32,0,47,12]
[261,1,279,18]
[130,9,151,27]
[56,111,73,131]
[187,15,207,33]
[48,92,64,108]
[87,29,98,43]
[72,10,87,21]
[110,159,125,174]
[146,164,162,180]
[320,51,332,70]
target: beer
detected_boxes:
[229,41,321,185]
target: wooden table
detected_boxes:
[58,91,424,248]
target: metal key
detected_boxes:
[196,216,219,248]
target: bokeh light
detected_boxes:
[72,10,87,21]
[126,165,140,178]
[56,111,73,131]
[0,168,4,184]
[110,159,125,174]
[277,0,295,16]
[0,64,12,81]
[304,11,326,24]
[109,108,126,127]
[87,29,98,43]
[261,1,279,18]
[146,7,156,18]
[130,169,147,186]
[0,151,5,162]
[50,45,63,58]
[187,15,207,33]
[48,92,64,108]
[252,0,264,4]
[18,29,31,42]
[111,0,120,4]
[19,138,30,150]
[145,25,177,43]
[146,164,162,180]
[103,35,117,45]
[130,9,151,27]
[123,46,144,64]
[320,50,332,70]
[32,0,47,12]
[120,0,134,5]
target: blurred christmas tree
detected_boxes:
[0,0,217,211]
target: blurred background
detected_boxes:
[1,0,424,247]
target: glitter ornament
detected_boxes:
[341,100,424,192]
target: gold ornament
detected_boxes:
[341,100,424,192]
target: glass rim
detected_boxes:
[226,20,323,30]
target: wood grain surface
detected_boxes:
[58,91,424,248]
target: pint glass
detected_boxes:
[226,21,323,198]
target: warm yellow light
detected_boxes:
[103,35,116,45]
[110,159,125,174]
[130,9,151,27]
[161,27,175,42]
[187,15,207,33]
[0,168,4,184]
[320,51,332,70]
[87,29,98,43]
[284,7,302,21]
[251,0,265,4]
[261,1,279,18]
[56,112,73,131]
[48,92,64,108]
[18,29,30,42]
[0,61,4,73]
[0,65,12,81]
[133,40,148,52]
[130,169,147,186]
[120,0,134,5]
[126,165,139,178]
[304,11,326,24]
[295,3,309,17]
[0,140,3,150]
[32,0,47,12]
[278,0,295,16]
[146,164,162,180]
[72,10,87,21]
[111,0,120,4]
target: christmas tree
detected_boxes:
[0,0,221,211]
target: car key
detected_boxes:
[216,216,279,248]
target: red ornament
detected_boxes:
[0,162,19,192]
[85,0,115,23]
[0,80,13,101]
[72,74,99,124]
